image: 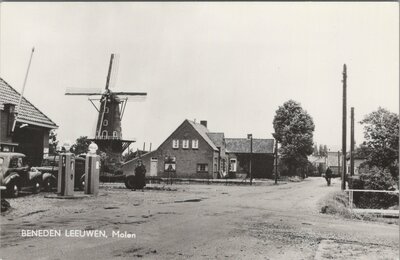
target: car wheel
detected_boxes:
[32,180,41,194]
[7,181,20,198]
[124,176,136,189]
[44,178,56,192]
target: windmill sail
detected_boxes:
[108,53,119,89]
[65,87,103,95]
[65,53,147,175]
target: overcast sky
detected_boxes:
[1,2,398,152]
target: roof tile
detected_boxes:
[225,138,274,154]
[0,78,58,129]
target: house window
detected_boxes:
[172,139,179,149]
[182,140,189,149]
[113,131,118,138]
[102,130,108,137]
[197,163,209,173]
[104,107,109,113]
[192,139,199,149]
[164,156,176,172]
[229,159,237,172]
[103,120,108,126]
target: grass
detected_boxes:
[319,191,356,219]
[319,191,399,224]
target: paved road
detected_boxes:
[1,177,398,259]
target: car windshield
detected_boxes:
[42,158,58,167]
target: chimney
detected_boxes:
[200,120,207,128]
[4,103,16,136]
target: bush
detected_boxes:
[320,191,354,218]
[355,166,398,209]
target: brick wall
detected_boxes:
[156,120,215,178]
[0,109,13,144]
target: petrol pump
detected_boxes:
[85,142,100,195]
[57,141,75,196]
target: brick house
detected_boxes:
[122,119,274,179]
[0,78,58,165]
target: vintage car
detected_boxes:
[0,152,42,197]
[35,155,86,191]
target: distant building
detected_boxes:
[0,78,58,165]
[122,119,275,179]
[326,151,343,176]
[346,153,367,175]
[308,155,327,175]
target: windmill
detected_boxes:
[65,54,147,174]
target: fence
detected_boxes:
[345,189,399,217]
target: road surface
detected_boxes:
[1,177,398,259]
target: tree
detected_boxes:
[273,100,315,176]
[71,136,91,155]
[323,145,328,156]
[360,107,399,179]
[319,145,323,156]
[313,144,319,156]
[48,130,58,155]
[357,166,398,209]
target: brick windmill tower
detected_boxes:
[66,54,147,174]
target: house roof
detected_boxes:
[206,132,225,148]
[225,138,274,154]
[0,78,58,129]
[187,120,218,151]
[308,155,326,164]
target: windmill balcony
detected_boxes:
[96,135,122,140]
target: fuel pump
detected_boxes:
[57,141,75,196]
[85,142,100,195]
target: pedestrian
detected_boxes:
[134,160,146,191]
[325,167,332,186]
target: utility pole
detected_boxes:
[341,64,347,190]
[274,140,278,184]
[350,107,355,176]
[248,134,253,185]
[337,151,341,178]
[12,47,35,132]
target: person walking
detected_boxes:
[134,160,146,191]
[325,166,332,186]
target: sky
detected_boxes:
[1,2,398,153]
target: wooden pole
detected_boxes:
[350,107,355,176]
[274,140,278,184]
[249,135,253,185]
[12,47,35,132]
[338,151,341,178]
[341,64,347,190]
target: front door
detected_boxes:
[150,158,158,176]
